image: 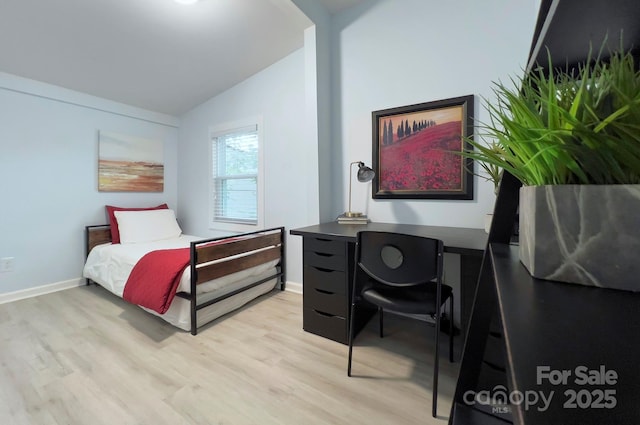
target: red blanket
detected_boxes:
[123,247,191,314]
[122,236,247,314]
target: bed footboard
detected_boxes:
[182,226,286,335]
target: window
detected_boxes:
[210,120,263,231]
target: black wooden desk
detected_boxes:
[290,222,487,344]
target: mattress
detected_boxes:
[82,235,279,331]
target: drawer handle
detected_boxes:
[315,238,332,242]
[313,266,334,273]
[314,310,336,318]
[315,288,335,295]
[315,252,333,258]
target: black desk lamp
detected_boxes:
[338,161,375,223]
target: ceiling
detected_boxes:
[0,0,364,117]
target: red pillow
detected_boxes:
[105,204,168,244]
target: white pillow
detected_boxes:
[114,209,182,244]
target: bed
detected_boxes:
[83,218,285,335]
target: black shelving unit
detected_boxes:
[450,238,640,424]
[449,1,640,423]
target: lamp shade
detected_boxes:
[357,163,375,182]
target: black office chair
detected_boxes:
[347,231,454,418]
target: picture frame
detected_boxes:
[98,131,164,192]
[372,95,474,200]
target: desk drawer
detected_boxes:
[303,308,348,344]
[303,237,345,255]
[304,265,347,295]
[304,286,347,317]
[303,250,346,271]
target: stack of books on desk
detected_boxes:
[336,214,370,224]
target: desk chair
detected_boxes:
[347,231,454,418]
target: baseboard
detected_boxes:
[284,280,302,294]
[0,277,300,305]
[0,278,84,305]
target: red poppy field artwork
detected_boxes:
[372,95,474,200]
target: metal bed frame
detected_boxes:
[84,225,286,335]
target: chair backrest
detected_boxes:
[355,231,443,287]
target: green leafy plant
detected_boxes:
[465,48,640,186]
[477,141,504,193]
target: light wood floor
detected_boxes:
[0,286,461,425]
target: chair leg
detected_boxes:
[347,301,358,377]
[432,295,444,418]
[449,294,454,363]
[432,317,440,418]
[379,307,384,338]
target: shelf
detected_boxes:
[490,244,640,424]
[527,0,640,73]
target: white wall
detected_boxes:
[177,48,310,287]
[291,0,334,223]
[0,74,179,295]
[330,0,539,228]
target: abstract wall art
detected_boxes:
[98,131,164,192]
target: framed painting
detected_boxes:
[98,131,164,192]
[372,95,474,200]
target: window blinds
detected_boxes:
[211,125,258,224]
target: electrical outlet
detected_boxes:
[0,257,15,272]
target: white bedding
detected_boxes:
[82,234,279,331]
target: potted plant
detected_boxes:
[465,47,640,291]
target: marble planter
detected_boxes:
[519,185,640,291]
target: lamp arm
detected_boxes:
[348,161,362,214]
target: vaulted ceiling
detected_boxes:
[0,0,364,116]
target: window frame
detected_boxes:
[208,117,264,232]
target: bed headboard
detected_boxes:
[85,224,112,257]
